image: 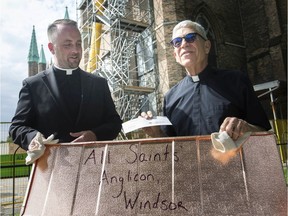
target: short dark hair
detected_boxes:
[47,19,78,42]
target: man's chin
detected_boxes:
[181,60,195,68]
[69,61,80,68]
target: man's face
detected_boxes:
[172,27,210,70]
[48,24,82,69]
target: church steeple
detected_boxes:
[28,26,39,63]
[38,44,47,71]
[64,6,70,19]
[28,26,39,76]
[39,44,46,64]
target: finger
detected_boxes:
[219,117,230,132]
[70,132,82,137]
[224,118,237,137]
[233,119,247,139]
[50,139,59,144]
[231,125,239,140]
[43,134,56,142]
[231,118,246,140]
[44,139,59,144]
[141,112,147,118]
[147,111,153,118]
[141,112,152,119]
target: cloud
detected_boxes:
[0,0,76,122]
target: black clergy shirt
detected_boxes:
[53,66,81,124]
[161,65,271,137]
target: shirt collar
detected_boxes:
[198,65,211,81]
[187,65,211,83]
[191,75,200,82]
[53,65,79,75]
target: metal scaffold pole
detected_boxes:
[77,0,159,139]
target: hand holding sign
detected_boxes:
[122,111,171,137]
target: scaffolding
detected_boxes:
[77,0,158,138]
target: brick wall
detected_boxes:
[153,0,286,119]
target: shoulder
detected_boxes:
[214,67,248,80]
[211,67,251,86]
[80,69,107,82]
[212,67,246,79]
[166,76,190,96]
[79,70,110,91]
[23,70,48,85]
[209,67,255,98]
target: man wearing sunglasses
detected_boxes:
[141,20,271,140]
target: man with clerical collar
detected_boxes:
[9,19,122,164]
[140,20,271,139]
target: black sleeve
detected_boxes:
[90,79,122,140]
[9,80,38,150]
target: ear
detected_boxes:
[48,43,55,54]
[204,40,211,54]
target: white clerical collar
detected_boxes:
[191,75,200,82]
[54,65,79,75]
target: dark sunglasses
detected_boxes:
[170,32,206,48]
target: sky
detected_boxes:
[0,0,77,122]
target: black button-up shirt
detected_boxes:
[162,65,271,136]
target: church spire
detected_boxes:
[28,26,39,63]
[28,26,39,76]
[64,6,70,19]
[38,44,46,64]
[38,44,47,71]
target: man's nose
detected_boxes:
[180,38,189,47]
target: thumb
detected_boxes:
[70,131,82,137]
[43,134,59,144]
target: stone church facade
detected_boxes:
[153,0,287,120]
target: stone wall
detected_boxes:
[153,0,286,119]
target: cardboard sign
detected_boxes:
[21,132,287,215]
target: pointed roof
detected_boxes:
[28,26,39,63]
[64,6,70,19]
[48,57,53,68]
[39,44,46,64]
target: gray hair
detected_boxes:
[172,20,207,40]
